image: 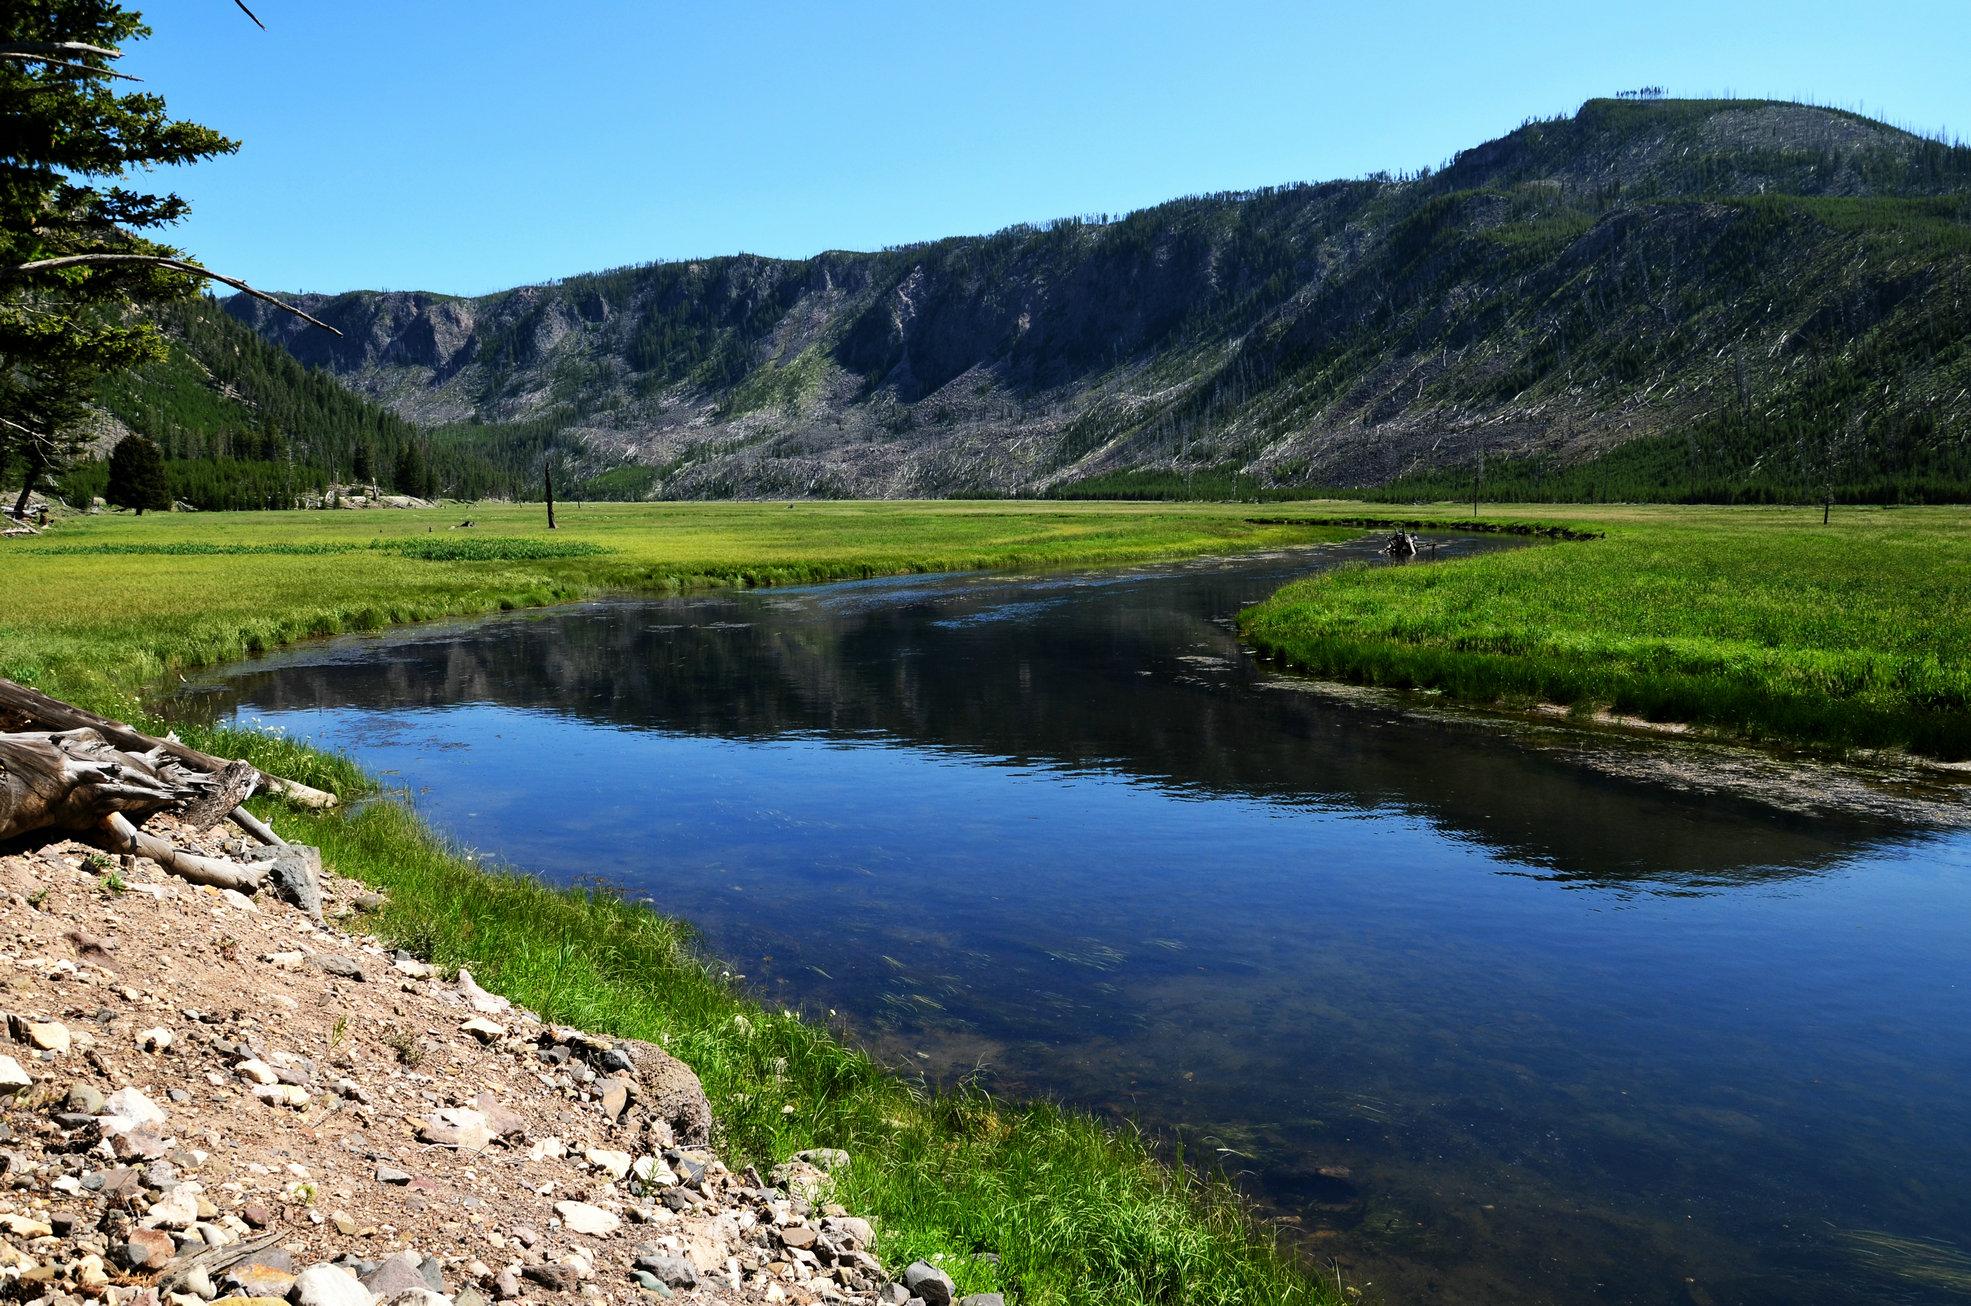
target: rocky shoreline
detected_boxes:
[0,819,993,1306]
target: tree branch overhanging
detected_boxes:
[1,254,341,334]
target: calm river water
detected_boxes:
[188,536,1971,1306]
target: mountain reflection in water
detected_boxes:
[186,538,1971,1306]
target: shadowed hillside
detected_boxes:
[221,98,1971,503]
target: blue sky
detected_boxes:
[132,0,1970,297]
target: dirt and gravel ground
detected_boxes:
[0,821,982,1306]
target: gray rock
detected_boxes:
[634,1257,695,1289]
[822,1216,874,1249]
[381,1291,450,1306]
[876,1288,910,1306]
[182,1264,217,1302]
[375,1164,412,1185]
[143,1161,177,1188]
[246,844,324,921]
[418,1257,446,1292]
[615,1039,713,1146]
[52,1112,98,1131]
[491,1268,522,1301]
[65,1083,105,1115]
[454,1289,486,1306]
[508,1225,539,1249]
[521,1265,578,1293]
[293,1265,374,1306]
[903,1261,955,1306]
[312,952,367,981]
[794,1148,851,1173]
[597,1048,634,1074]
[361,1251,429,1299]
[957,1297,1006,1306]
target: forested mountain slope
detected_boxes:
[224,98,1971,502]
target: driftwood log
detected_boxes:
[0,679,333,905]
[0,678,337,808]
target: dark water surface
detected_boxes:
[189,537,1971,1306]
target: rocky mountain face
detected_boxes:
[227,98,1971,498]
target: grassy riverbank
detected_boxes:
[5,501,1347,1306]
[1238,503,1971,759]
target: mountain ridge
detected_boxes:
[222,97,1971,501]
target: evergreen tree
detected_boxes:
[352,438,375,485]
[1,2,236,510]
[393,440,426,496]
[104,433,168,514]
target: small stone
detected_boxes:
[582,1147,631,1180]
[53,1110,98,1130]
[223,1265,298,1298]
[333,1212,358,1236]
[361,1252,430,1299]
[235,1059,279,1085]
[140,1184,200,1231]
[419,1107,493,1151]
[522,1265,578,1293]
[634,1257,695,1290]
[66,1082,105,1114]
[27,1021,69,1053]
[183,1264,218,1301]
[778,1225,817,1250]
[459,1018,506,1044]
[253,1083,312,1108]
[418,1257,446,1293]
[100,1085,168,1132]
[220,888,259,912]
[455,1290,487,1306]
[241,1203,273,1228]
[793,1148,851,1173]
[0,1056,33,1094]
[381,1291,450,1306]
[169,1088,192,1103]
[492,1268,522,1301]
[956,1296,1005,1306]
[552,1201,619,1237]
[903,1261,955,1306]
[470,1092,526,1140]
[292,1264,372,1306]
[312,953,367,981]
[112,1123,173,1160]
[596,1079,630,1123]
[116,1229,177,1270]
[821,1216,873,1249]
[375,1164,412,1185]
[137,1026,173,1052]
[509,1224,540,1249]
[455,969,508,1015]
[0,1212,51,1236]
[143,1159,178,1187]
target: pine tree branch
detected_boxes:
[0,52,141,80]
[2,254,342,335]
[0,43,139,80]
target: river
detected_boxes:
[185,535,1971,1306]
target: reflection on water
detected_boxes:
[186,538,1971,1306]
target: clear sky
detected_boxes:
[130,0,1970,297]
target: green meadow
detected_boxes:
[1240,502,1971,759]
[0,500,1351,711]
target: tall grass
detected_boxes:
[1240,503,1971,758]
